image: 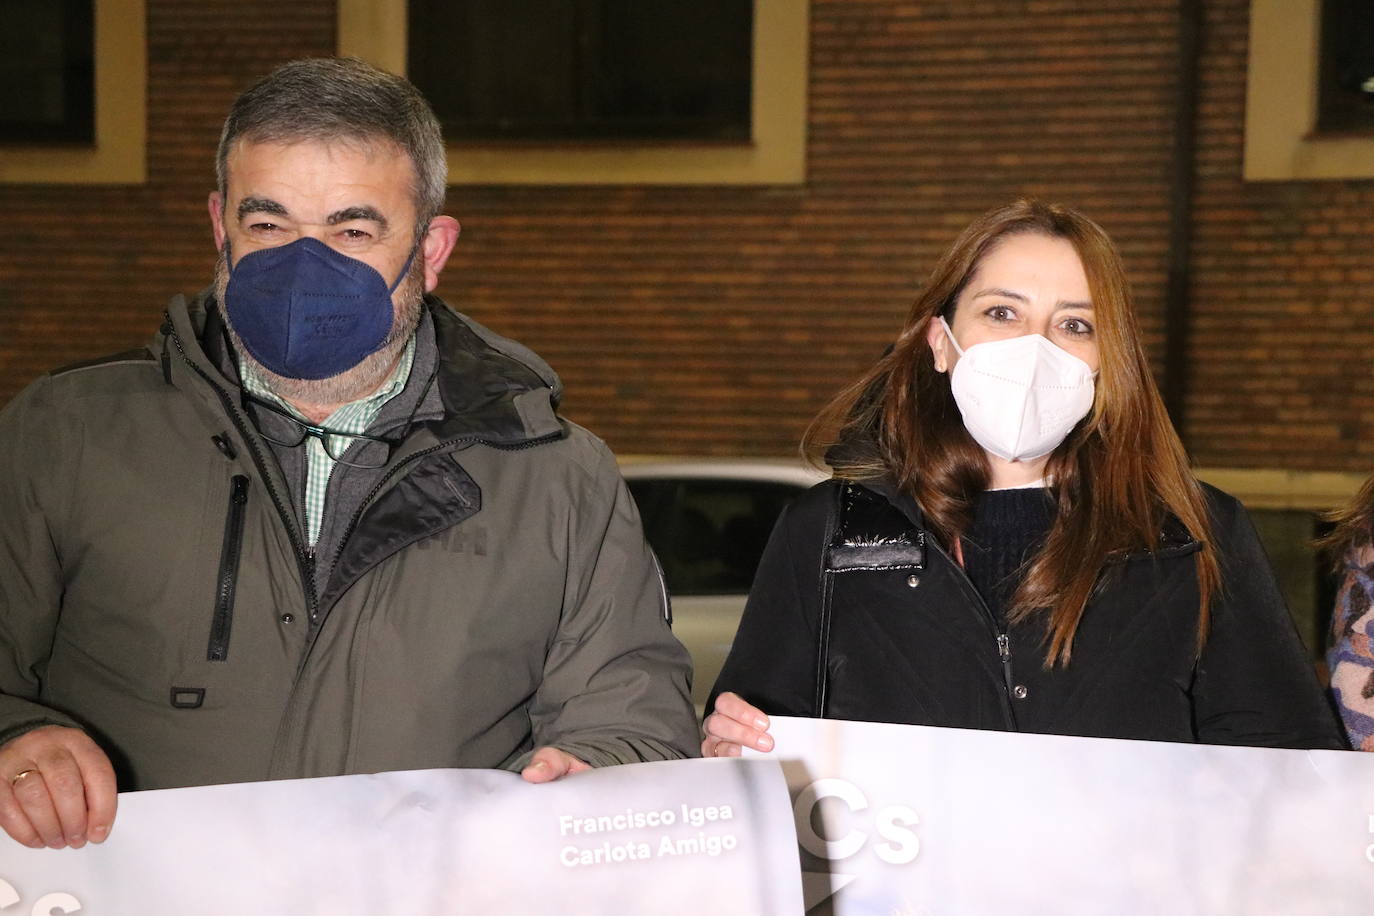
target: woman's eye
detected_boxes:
[986,305,1015,322]
[1061,317,1094,336]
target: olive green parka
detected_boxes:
[0,293,696,789]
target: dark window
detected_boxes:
[628,478,799,596]
[407,0,752,143]
[1316,0,1374,135]
[0,0,95,145]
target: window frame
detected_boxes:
[0,0,147,185]
[1245,0,1374,180]
[338,0,807,186]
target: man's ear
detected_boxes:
[927,317,950,373]
[208,191,227,253]
[420,216,461,292]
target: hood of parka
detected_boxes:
[151,289,566,449]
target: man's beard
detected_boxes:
[215,249,425,407]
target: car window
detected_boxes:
[627,478,803,596]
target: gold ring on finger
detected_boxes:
[9,768,38,788]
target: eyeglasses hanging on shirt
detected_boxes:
[238,391,399,469]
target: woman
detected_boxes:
[1320,483,1374,750]
[703,200,1343,756]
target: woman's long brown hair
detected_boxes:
[803,200,1220,665]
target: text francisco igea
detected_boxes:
[558,802,733,836]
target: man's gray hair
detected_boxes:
[216,58,446,235]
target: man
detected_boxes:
[0,58,696,851]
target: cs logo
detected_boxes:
[0,879,81,915]
[793,778,920,865]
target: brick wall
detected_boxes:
[1189,0,1374,471]
[0,0,337,410]
[2,0,1370,470]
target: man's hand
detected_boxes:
[701,691,774,758]
[520,746,591,784]
[0,726,116,849]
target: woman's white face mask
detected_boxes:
[940,317,1097,462]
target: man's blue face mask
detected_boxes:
[224,236,417,380]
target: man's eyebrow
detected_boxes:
[327,206,388,230]
[237,197,288,220]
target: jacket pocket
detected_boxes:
[207,475,249,662]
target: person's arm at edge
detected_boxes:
[1327,545,1374,750]
[0,376,118,845]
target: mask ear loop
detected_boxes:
[386,234,425,294]
[938,316,966,357]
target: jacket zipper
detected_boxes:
[926,536,1019,729]
[207,475,249,661]
[167,321,319,623]
[996,633,1015,699]
[167,316,563,776]
[166,315,561,644]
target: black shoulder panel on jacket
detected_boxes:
[826,482,925,571]
[429,305,560,443]
[49,348,155,378]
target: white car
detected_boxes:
[619,458,829,712]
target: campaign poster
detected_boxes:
[755,716,1374,915]
[0,757,802,915]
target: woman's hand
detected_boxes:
[701,692,775,757]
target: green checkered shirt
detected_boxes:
[240,338,416,547]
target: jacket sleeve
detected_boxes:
[707,483,830,718]
[1191,490,1345,749]
[1327,546,1374,750]
[516,440,698,768]
[0,377,85,746]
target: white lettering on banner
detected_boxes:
[560,840,653,867]
[795,779,867,860]
[658,832,738,857]
[681,803,733,827]
[554,798,742,869]
[0,881,82,915]
[558,807,676,835]
[793,779,921,865]
[556,801,736,837]
[558,831,740,867]
[873,805,921,865]
[29,894,81,915]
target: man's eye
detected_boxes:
[341,228,372,241]
[248,222,280,233]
